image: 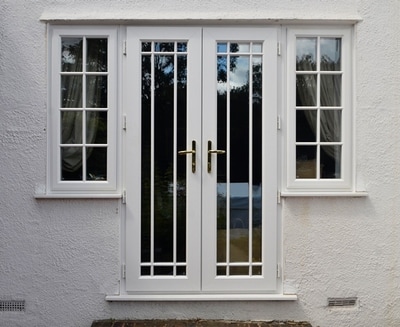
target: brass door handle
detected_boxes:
[178,140,196,173]
[207,140,226,173]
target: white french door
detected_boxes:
[125,26,278,294]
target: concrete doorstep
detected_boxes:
[91,320,313,327]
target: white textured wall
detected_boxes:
[0,0,400,326]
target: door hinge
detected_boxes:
[277,42,281,56]
[122,190,127,204]
[277,191,281,204]
[277,264,281,278]
[123,114,127,131]
[123,40,127,56]
[277,115,281,130]
[122,264,126,279]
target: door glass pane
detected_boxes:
[320,38,341,71]
[216,42,263,276]
[61,38,83,72]
[296,37,317,71]
[140,42,188,277]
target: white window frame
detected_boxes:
[283,26,354,194]
[47,26,119,195]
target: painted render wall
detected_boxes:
[0,0,400,326]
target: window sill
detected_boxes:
[34,193,122,199]
[106,293,297,301]
[280,191,368,198]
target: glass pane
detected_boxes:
[61,111,82,144]
[321,75,341,106]
[233,43,250,52]
[321,146,341,179]
[296,37,317,71]
[176,266,186,275]
[230,55,249,263]
[86,75,107,108]
[320,110,341,142]
[252,55,262,264]
[86,38,107,72]
[141,266,150,276]
[61,147,82,180]
[252,43,262,53]
[217,43,227,53]
[61,38,82,72]
[61,75,82,108]
[86,147,107,180]
[86,111,107,144]
[230,266,249,276]
[296,74,317,106]
[296,110,317,142]
[154,42,174,52]
[177,42,187,52]
[141,42,151,52]
[141,55,151,263]
[321,38,341,71]
[154,267,173,276]
[296,146,317,179]
[153,54,174,263]
[217,266,226,276]
[177,54,187,264]
[252,266,262,275]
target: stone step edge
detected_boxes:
[92,320,312,327]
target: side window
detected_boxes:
[285,27,353,192]
[48,26,118,194]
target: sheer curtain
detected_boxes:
[61,39,100,176]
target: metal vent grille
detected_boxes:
[328,297,357,307]
[0,300,25,312]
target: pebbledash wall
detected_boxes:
[1,0,400,326]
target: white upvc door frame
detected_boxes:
[125,27,202,292]
[202,27,278,292]
[124,26,279,294]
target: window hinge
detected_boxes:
[122,190,127,204]
[123,114,127,131]
[277,115,281,130]
[123,41,127,56]
[122,264,126,279]
[277,42,281,56]
[277,191,281,204]
[277,264,281,278]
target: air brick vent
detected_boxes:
[328,297,357,307]
[0,300,25,312]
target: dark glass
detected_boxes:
[296,74,317,106]
[86,38,107,72]
[141,42,151,52]
[320,75,341,106]
[86,111,107,144]
[321,145,341,179]
[320,110,342,142]
[61,75,82,108]
[296,37,317,71]
[217,266,227,276]
[61,147,82,180]
[252,56,262,263]
[296,146,317,179]
[153,54,174,263]
[296,110,317,142]
[176,266,186,275]
[154,42,174,52]
[86,147,107,180]
[176,54,187,265]
[154,266,173,276]
[252,266,262,275]
[321,38,341,71]
[141,55,151,263]
[230,266,249,276]
[61,111,82,144]
[177,42,187,52]
[86,75,107,108]
[61,38,83,72]
[141,266,150,276]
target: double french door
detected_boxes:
[125,27,278,294]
